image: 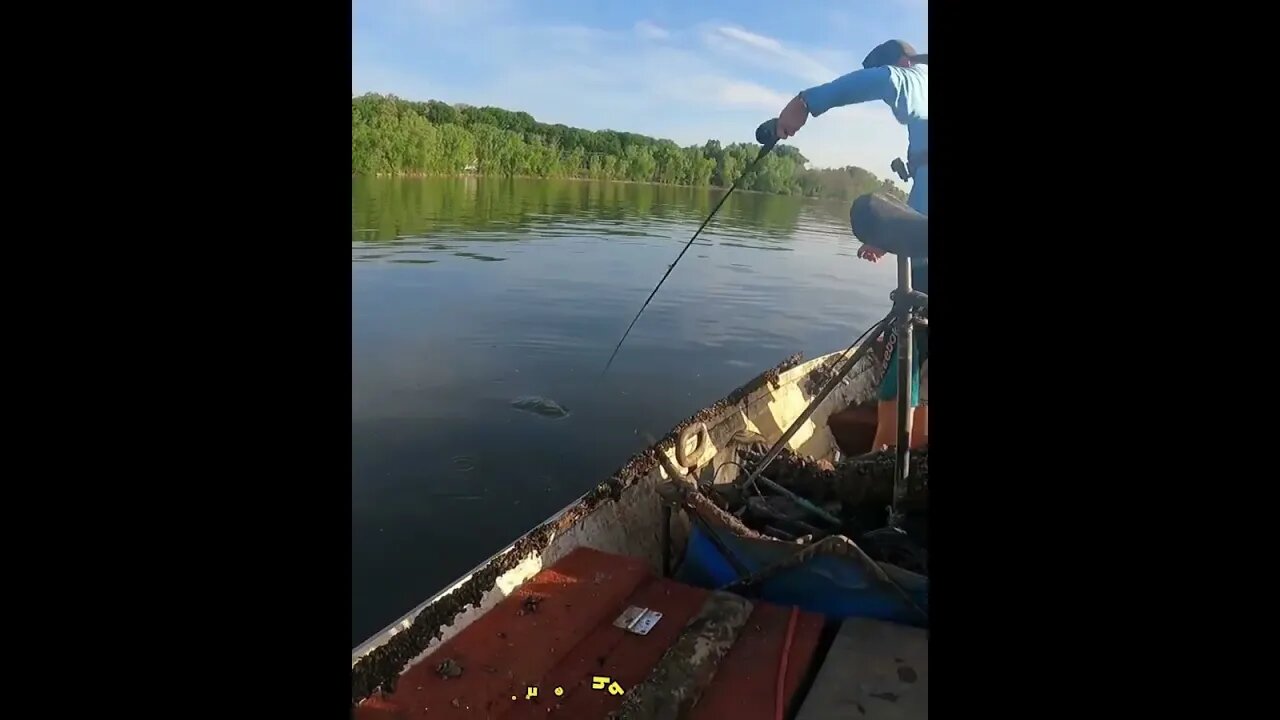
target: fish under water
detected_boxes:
[510,395,571,419]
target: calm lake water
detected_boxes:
[351,176,897,646]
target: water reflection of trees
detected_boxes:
[351,177,843,246]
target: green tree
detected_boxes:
[351,93,912,203]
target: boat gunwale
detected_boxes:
[350,346,879,705]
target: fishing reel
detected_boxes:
[755,119,779,149]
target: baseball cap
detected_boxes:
[862,40,928,69]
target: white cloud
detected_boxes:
[716,26,784,53]
[717,81,791,111]
[634,20,670,41]
[704,25,838,85]
[409,0,511,22]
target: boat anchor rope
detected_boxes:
[675,422,711,470]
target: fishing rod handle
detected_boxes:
[756,118,779,149]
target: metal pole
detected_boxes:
[738,315,892,492]
[892,256,913,525]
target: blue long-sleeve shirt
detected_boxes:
[801,64,928,216]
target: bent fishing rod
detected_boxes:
[601,119,783,374]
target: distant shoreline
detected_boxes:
[355,172,828,198]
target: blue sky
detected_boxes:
[353,0,927,172]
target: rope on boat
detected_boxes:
[776,605,800,720]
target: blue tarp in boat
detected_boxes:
[675,523,928,627]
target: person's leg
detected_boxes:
[908,262,929,449]
[870,335,920,451]
[870,400,903,452]
[911,358,928,448]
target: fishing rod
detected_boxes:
[601,119,783,374]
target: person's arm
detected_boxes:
[800,66,902,116]
[775,66,905,139]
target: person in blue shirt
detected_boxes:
[775,39,929,451]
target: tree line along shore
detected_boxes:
[353,94,907,204]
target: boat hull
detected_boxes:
[352,343,892,704]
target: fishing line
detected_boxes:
[600,120,782,375]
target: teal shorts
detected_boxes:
[877,259,928,406]
[878,326,927,405]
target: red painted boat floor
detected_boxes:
[690,602,825,720]
[356,547,824,720]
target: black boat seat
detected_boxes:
[850,193,928,258]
